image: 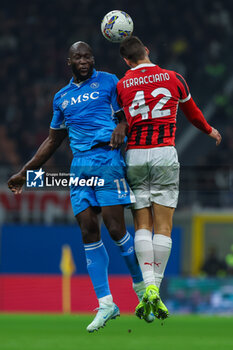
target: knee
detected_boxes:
[105,219,124,241]
[79,218,100,244]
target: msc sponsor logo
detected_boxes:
[71,92,99,105]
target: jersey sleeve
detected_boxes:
[50,94,66,130]
[175,73,191,103]
[180,97,212,134]
[110,74,122,113]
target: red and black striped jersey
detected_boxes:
[117,63,191,150]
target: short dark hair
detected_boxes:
[119,36,146,63]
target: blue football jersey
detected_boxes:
[50,69,121,154]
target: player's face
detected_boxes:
[69,46,94,82]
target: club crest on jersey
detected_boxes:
[62,100,69,109]
[90,82,99,89]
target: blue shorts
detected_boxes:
[70,146,135,215]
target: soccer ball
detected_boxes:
[101,10,134,43]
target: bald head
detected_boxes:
[68,41,95,83]
[69,41,93,58]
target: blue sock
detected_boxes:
[115,231,143,283]
[84,240,111,299]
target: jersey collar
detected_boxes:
[69,69,97,86]
[131,63,156,70]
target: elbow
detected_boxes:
[47,136,62,149]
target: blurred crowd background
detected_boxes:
[1,0,233,208]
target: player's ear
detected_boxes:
[123,57,132,67]
[145,47,150,55]
[67,57,71,66]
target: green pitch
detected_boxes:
[0,314,233,350]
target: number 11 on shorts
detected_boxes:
[114,178,128,194]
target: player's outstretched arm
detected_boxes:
[110,110,129,149]
[8,128,67,194]
[180,98,222,146]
